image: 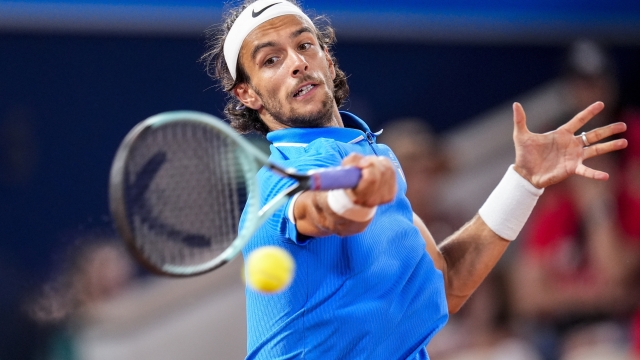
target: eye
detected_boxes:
[298,42,312,51]
[263,56,278,66]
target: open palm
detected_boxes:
[512,102,628,189]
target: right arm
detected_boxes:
[292,153,398,237]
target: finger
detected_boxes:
[374,156,393,170]
[354,157,396,206]
[352,169,381,206]
[512,102,528,137]
[341,153,364,167]
[562,101,605,133]
[358,155,379,167]
[582,122,627,145]
[583,138,628,160]
[575,163,609,181]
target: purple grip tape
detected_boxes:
[308,166,362,190]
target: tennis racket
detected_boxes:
[109,111,361,277]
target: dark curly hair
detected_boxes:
[201,0,349,135]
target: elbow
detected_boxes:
[439,260,469,314]
[448,304,461,315]
[446,295,467,314]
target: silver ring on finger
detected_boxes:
[580,132,590,147]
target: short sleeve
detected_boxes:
[260,139,347,245]
[284,192,311,244]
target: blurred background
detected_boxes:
[1,0,640,359]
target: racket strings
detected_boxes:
[123,121,249,270]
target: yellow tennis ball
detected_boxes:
[245,246,295,294]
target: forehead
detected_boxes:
[240,14,315,52]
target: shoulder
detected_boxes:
[270,139,347,171]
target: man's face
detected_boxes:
[234,15,337,130]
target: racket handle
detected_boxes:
[308,166,362,190]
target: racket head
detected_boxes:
[109,111,269,277]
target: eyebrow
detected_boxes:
[250,26,314,61]
[291,26,313,39]
[251,41,277,61]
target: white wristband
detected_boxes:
[478,165,544,241]
[327,189,377,222]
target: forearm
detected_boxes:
[438,214,509,313]
[439,165,541,312]
[292,153,397,238]
[434,100,628,314]
[294,191,371,237]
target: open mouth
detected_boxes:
[293,84,316,98]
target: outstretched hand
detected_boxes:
[512,101,628,189]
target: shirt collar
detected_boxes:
[266,111,373,145]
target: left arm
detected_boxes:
[418,101,628,314]
[414,213,507,314]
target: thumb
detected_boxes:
[513,102,528,138]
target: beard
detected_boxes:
[252,76,335,129]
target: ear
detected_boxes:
[324,48,336,80]
[233,83,262,110]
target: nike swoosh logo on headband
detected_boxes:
[252,2,281,18]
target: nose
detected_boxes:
[289,51,308,77]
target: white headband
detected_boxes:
[223,0,313,80]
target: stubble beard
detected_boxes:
[252,79,335,129]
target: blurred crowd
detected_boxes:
[380,40,640,360]
[27,235,135,360]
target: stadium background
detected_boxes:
[1,0,639,358]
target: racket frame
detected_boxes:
[110,111,308,276]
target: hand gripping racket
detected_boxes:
[109,111,361,277]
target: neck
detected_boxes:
[330,105,344,128]
[261,103,343,131]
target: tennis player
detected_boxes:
[202,1,628,358]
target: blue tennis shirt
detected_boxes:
[241,112,448,360]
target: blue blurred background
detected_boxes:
[1,1,640,359]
